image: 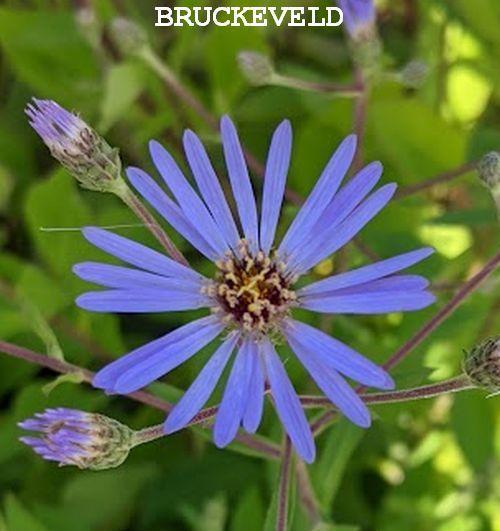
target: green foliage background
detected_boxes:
[0,0,499,530]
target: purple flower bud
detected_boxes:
[464,337,500,391]
[19,408,134,470]
[26,99,124,193]
[337,0,376,40]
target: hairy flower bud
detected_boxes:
[19,408,135,470]
[237,51,276,86]
[478,152,500,190]
[26,99,125,194]
[110,17,149,57]
[399,60,429,89]
[463,337,500,391]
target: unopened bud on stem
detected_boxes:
[463,337,500,392]
[26,99,126,195]
[109,17,149,57]
[237,51,276,86]
[19,408,135,470]
[478,152,500,217]
[398,60,429,89]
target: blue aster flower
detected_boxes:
[338,0,376,39]
[72,116,435,463]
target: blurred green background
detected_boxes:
[0,0,499,530]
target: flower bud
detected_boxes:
[109,17,149,57]
[237,51,276,86]
[463,337,500,391]
[399,60,429,89]
[19,408,135,470]
[26,99,125,194]
[338,0,377,42]
[478,152,500,190]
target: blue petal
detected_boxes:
[242,343,265,433]
[286,329,372,427]
[338,0,375,35]
[183,130,240,251]
[213,337,254,448]
[164,332,240,434]
[259,120,292,254]
[288,161,382,262]
[301,290,436,314]
[300,247,435,297]
[127,167,218,260]
[291,183,397,274]
[220,116,259,254]
[93,316,217,390]
[278,135,357,258]
[82,227,198,280]
[283,319,394,390]
[73,262,204,291]
[76,289,209,313]
[325,275,430,296]
[93,316,223,393]
[149,140,229,257]
[261,338,315,463]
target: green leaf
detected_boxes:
[62,465,158,529]
[4,494,48,531]
[370,91,466,185]
[231,487,264,531]
[23,169,96,296]
[0,9,99,106]
[181,494,228,531]
[451,391,495,472]
[42,371,86,395]
[99,62,148,131]
[313,419,364,511]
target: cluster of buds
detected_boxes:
[19,408,136,470]
[26,99,125,195]
[463,337,500,392]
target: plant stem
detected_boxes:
[301,374,474,408]
[351,68,368,174]
[276,437,293,531]
[131,423,165,447]
[273,74,362,96]
[117,185,188,265]
[384,251,500,370]
[139,47,218,130]
[0,340,280,460]
[395,161,477,200]
[295,460,321,526]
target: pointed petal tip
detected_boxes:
[148,139,164,159]
[81,226,102,241]
[75,294,87,309]
[383,182,398,196]
[182,128,196,143]
[163,416,181,435]
[378,372,396,391]
[125,166,142,181]
[220,115,234,131]
[296,442,316,464]
[213,431,232,449]
[278,118,292,133]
